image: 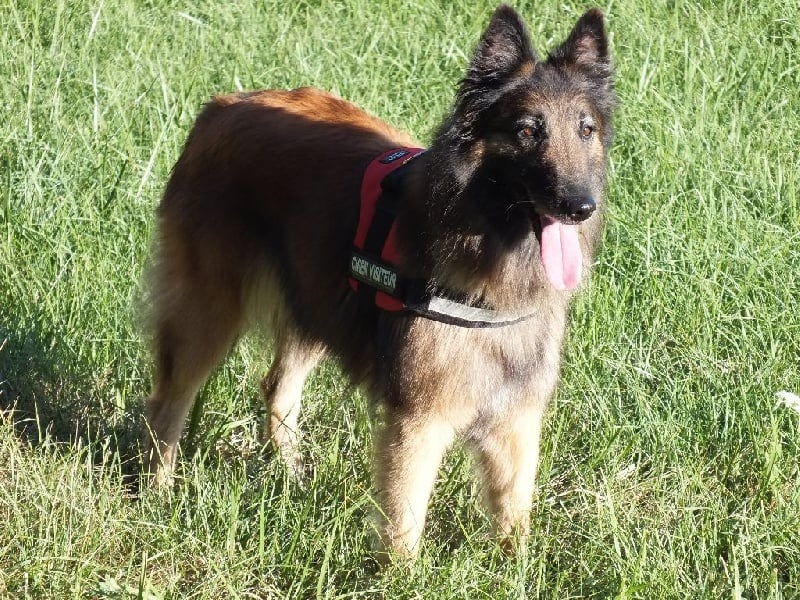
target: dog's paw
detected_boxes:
[261,437,309,486]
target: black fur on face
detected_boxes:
[428,5,616,247]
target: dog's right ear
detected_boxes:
[461,5,537,94]
[454,5,536,129]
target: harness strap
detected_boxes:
[348,147,534,328]
[349,148,423,311]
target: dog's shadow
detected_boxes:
[0,314,147,487]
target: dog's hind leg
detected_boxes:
[143,278,244,487]
[373,410,456,561]
[260,330,325,479]
[471,403,545,554]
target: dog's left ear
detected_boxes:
[549,9,613,80]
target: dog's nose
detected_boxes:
[566,197,596,221]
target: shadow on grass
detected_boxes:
[0,317,146,487]
[0,312,306,495]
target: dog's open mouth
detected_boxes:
[509,183,585,291]
[538,215,582,291]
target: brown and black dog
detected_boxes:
[142,5,614,560]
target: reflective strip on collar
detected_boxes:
[406,295,534,328]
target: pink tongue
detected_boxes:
[540,216,583,291]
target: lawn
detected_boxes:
[1,0,798,597]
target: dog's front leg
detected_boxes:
[373,409,455,562]
[471,402,546,554]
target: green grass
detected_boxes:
[1,0,799,597]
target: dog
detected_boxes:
[142,4,615,560]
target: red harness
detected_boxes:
[347,147,532,328]
[348,147,425,311]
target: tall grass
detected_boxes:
[1,0,798,597]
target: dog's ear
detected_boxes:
[452,5,536,137]
[451,4,536,140]
[463,5,537,89]
[549,9,612,78]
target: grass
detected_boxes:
[1,0,798,597]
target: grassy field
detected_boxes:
[1,0,798,597]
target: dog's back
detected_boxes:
[157,86,417,299]
[150,87,419,371]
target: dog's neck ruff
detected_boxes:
[348,148,533,328]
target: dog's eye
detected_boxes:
[518,121,543,140]
[580,123,594,139]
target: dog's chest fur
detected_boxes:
[377,300,567,422]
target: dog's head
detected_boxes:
[432,5,615,291]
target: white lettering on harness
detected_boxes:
[350,254,397,293]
